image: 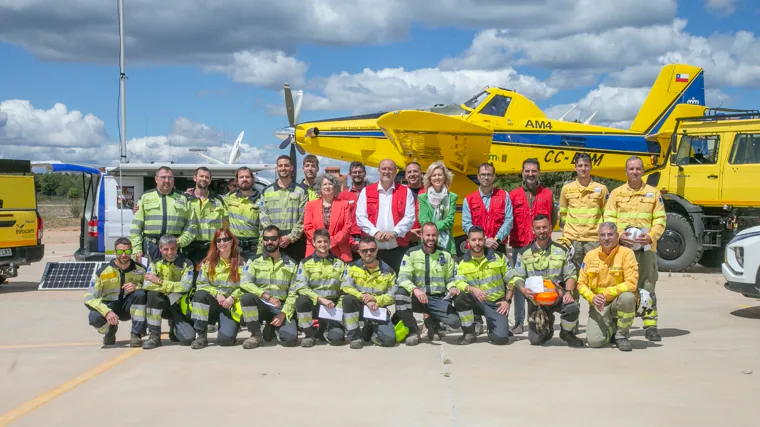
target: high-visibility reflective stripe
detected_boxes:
[459,310,474,327]
[96,324,110,334]
[313,289,339,297]
[241,306,259,322]
[259,288,287,298]
[130,304,146,322]
[191,302,210,321]
[147,308,163,326]
[564,217,602,225]
[396,294,412,303]
[297,312,313,329]
[566,207,603,215]
[395,304,410,311]
[618,212,653,219]
[344,312,360,330]
[560,318,577,331]
[356,285,386,295]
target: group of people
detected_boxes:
[84,152,666,352]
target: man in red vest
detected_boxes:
[462,162,514,254]
[337,161,370,261]
[356,158,416,273]
[404,162,425,246]
[508,158,555,334]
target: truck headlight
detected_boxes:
[734,247,744,268]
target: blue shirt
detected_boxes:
[462,188,514,242]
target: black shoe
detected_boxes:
[616,338,632,351]
[103,333,116,346]
[191,332,208,350]
[457,333,477,345]
[559,330,584,348]
[645,327,662,342]
[263,324,275,342]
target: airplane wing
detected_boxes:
[376,110,493,174]
[195,153,225,164]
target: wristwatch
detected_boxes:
[506,298,512,304]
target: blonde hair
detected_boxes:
[423,161,453,189]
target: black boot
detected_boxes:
[243,322,263,349]
[560,330,584,348]
[191,330,208,349]
[103,325,117,346]
[142,326,162,349]
[645,327,662,342]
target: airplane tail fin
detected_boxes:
[629,64,706,135]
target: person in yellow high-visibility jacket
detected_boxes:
[604,156,666,342]
[577,222,639,351]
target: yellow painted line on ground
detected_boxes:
[0,348,141,426]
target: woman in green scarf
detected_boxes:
[417,161,458,254]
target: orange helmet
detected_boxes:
[534,280,558,306]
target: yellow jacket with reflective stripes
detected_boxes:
[84,260,147,316]
[453,250,512,302]
[258,181,309,244]
[508,241,577,288]
[577,245,638,303]
[196,258,245,301]
[143,255,194,294]
[294,253,345,304]
[241,253,298,319]
[341,259,397,307]
[130,189,196,249]
[603,183,666,252]
[302,179,319,201]
[397,247,457,295]
[188,192,228,242]
[224,190,261,240]
[559,179,608,242]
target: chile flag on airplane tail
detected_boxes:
[675,73,689,83]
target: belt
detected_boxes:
[238,238,258,250]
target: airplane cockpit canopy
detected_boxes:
[463,90,489,110]
[462,91,512,117]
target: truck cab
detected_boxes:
[651,109,760,271]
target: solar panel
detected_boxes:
[38,262,103,290]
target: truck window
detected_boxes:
[675,135,720,165]
[729,134,760,164]
[479,95,511,117]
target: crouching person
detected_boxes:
[238,225,299,349]
[141,234,196,349]
[294,229,346,347]
[578,222,639,351]
[84,238,147,347]
[395,222,461,346]
[452,226,513,345]
[190,228,245,349]
[341,237,398,349]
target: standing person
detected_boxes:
[189,229,245,349]
[355,158,416,273]
[225,167,262,261]
[508,215,583,347]
[559,153,609,268]
[577,222,639,351]
[337,161,370,260]
[239,225,300,349]
[604,156,666,342]
[302,154,320,201]
[304,174,353,262]
[84,238,147,347]
[130,166,196,264]
[141,235,196,349]
[294,229,347,347]
[226,179,238,196]
[259,155,309,262]
[404,162,425,245]
[417,161,458,254]
[462,162,514,254]
[185,167,229,267]
[508,158,554,335]
[394,223,462,345]
[341,237,398,349]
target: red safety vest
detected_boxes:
[508,186,553,247]
[364,182,411,247]
[465,188,508,241]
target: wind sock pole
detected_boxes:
[118,0,127,163]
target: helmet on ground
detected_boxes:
[535,280,558,306]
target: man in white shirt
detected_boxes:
[356,159,416,273]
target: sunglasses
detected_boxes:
[359,247,378,254]
[115,249,133,255]
[262,236,279,242]
[215,237,233,244]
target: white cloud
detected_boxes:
[706,0,737,16]
[0,100,107,147]
[545,86,651,126]
[304,67,558,114]
[205,50,308,89]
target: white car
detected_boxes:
[722,225,760,299]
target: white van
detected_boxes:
[33,162,273,261]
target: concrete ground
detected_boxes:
[1,229,759,427]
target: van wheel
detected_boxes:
[698,248,724,268]
[656,212,702,272]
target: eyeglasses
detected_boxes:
[262,236,279,242]
[215,237,233,244]
[115,249,133,255]
[359,247,378,254]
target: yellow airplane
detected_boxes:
[275,64,708,251]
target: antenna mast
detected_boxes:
[118,0,127,163]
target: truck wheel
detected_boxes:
[455,235,468,257]
[698,248,724,268]
[657,212,702,272]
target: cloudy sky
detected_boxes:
[1,0,759,179]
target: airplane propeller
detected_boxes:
[279,83,305,180]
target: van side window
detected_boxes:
[675,135,720,165]
[729,134,760,165]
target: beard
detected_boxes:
[264,244,278,253]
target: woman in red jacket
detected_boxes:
[304,173,353,262]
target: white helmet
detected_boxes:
[626,227,644,251]
[637,289,654,316]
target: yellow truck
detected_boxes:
[0,159,45,284]
[648,109,760,271]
